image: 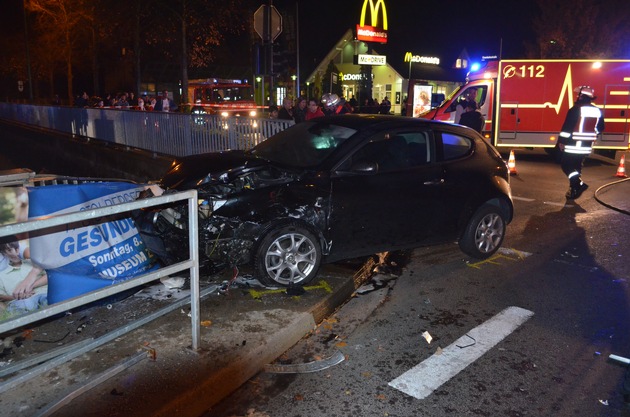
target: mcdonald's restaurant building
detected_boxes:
[305,29,470,115]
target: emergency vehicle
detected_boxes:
[188,78,258,117]
[416,59,630,156]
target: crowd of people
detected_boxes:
[71,90,177,112]
[267,93,393,123]
[68,89,394,121]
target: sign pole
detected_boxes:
[295,2,300,98]
[267,1,274,106]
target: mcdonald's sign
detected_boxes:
[356,0,388,44]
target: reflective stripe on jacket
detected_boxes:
[559,102,604,155]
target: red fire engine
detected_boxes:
[415,59,630,157]
[188,78,259,117]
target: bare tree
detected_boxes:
[152,0,246,105]
[527,0,630,58]
[25,0,92,102]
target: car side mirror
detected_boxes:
[334,161,378,176]
[350,161,378,173]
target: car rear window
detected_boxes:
[441,133,472,160]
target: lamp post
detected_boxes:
[306,81,310,99]
[291,74,297,99]
[256,76,263,106]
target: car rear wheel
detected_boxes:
[459,204,506,259]
[254,223,322,287]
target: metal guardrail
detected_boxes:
[0,102,294,157]
[0,187,201,350]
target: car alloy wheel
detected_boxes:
[255,223,322,287]
[459,204,506,259]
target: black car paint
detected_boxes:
[146,115,513,276]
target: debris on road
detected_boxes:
[264,350,345,374]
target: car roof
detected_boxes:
[310,114,472,135]
[312,114,435,128]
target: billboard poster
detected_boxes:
[0,186,47,321]
[27,182,157,305]
[412,84,433,117]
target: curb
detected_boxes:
[32,261,375,417]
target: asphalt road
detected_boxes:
[205,152,630,417]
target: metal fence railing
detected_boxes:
[0,172,201,392]
[0,102,294,157]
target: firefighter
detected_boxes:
[558,86,605,199]
[321,93,350,116]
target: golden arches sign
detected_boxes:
[359,0,388,30]
[357,0,388,43]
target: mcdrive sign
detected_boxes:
[356,0,388,44]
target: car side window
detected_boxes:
[404,132,432,166]
[345,131,433,172]
[446,85,488,113]
[441,133,472,160]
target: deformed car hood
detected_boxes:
[160,150,288,190]
[159,151,307,203]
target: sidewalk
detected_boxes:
[1,260,375,417]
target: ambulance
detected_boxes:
[188,78,258,117]
[417,59,630,156]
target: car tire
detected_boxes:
[459,204,506,259]
[254,223,322,287]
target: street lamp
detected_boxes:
[256,76,263,106]
[291,75,297,98]
[306,81,310,98]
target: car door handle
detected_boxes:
[423,179,444,185]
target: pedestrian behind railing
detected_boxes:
[0,102,295,157]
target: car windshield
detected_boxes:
[248,121,357,168]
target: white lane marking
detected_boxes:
[498,247,532,258]
[544,201,573,207]
[388,306,534,400]
[512,196,535,202]
[513,196,575,208]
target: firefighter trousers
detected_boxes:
[561,152,586,188]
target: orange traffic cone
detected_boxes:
[616,154,627,178]
[507,150,518,175]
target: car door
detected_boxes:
[325,129,448,261]
[420,128,480,245]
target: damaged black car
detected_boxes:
[139,115,513,287]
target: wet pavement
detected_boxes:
[0,259,378,417]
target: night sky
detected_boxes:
[1,0,539,78]
[279,0,538,74]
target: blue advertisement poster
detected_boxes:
[0,186,45,320]
[27,182,156,304]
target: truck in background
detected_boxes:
[416,59,630,158]
[188,78,259,117]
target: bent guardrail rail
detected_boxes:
[0,189,200,345]
[0,186,201,400]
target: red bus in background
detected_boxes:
[188,78,259,117]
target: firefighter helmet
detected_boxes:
[321,93,340,108]
[574,86,595,98]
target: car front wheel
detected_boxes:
[254,223,322,287]
[459,204,506,259]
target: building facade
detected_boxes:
[305,29,468,116]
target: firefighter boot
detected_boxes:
[574,182,589,199]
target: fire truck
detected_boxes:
[416,59,630,156]
[188,78,259,117]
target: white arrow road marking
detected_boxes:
[388,306,534,400]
